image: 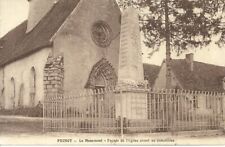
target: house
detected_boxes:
[154,53,225,92]
[153,53,225,115]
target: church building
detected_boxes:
[0,0,122,109]
[0,0,146,109]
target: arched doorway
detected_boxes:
[85,58,117,118]
[85,58,117,89]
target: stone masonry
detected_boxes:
[44,55,64,98]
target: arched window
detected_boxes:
[18,84,24,107]
[10,77,15,109]
[30,67,36,107]
[0,88,4,109]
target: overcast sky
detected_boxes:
[0,0,225,66]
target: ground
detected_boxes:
[0,115,225,145]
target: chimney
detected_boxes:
[26,0,58,33]
[185,53,194,71]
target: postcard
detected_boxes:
[0,0,225,145]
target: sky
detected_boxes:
[0,0,225,66]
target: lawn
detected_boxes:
[0,115,43,135]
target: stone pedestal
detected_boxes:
[115,88,148,119]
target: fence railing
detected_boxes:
[43,88,225,134]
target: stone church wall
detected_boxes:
[52,0,121,92]
[3,48,51,109]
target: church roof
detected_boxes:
[171,59,225,92]
[0,0,80,67]
[143,63,160,87]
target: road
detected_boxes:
[0,115,225,145]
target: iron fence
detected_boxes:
[43,88,224,134]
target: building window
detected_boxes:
[10,77,16,109]
[30,67,36,107]
[18,84,24,107]
[91,21,112,48]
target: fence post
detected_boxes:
[60,95,63,132]
[120,90,123,137]
[221,93,225,131]
[43,96,45,133]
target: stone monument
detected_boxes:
[116,7,148,120]
[118,7,144,87]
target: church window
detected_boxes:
[10,77,15,109]
[30,67,36,106]
[91,21,112,48]
[18,84,24,107]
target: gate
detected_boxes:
[43,88,224,134]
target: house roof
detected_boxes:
[143,63,160,87]
[0,0,80,67]
[171,59,225,92]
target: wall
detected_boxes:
[53,0,121,92]
[3,48,51,109]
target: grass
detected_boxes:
[0,116,43,135]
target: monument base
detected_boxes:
[115,85,148,120]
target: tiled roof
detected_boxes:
[143,63,160,87]
[0,0,80,67]
[171,59,225,92]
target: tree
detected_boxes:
[118,0,225,54]
[118,0,225,87]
